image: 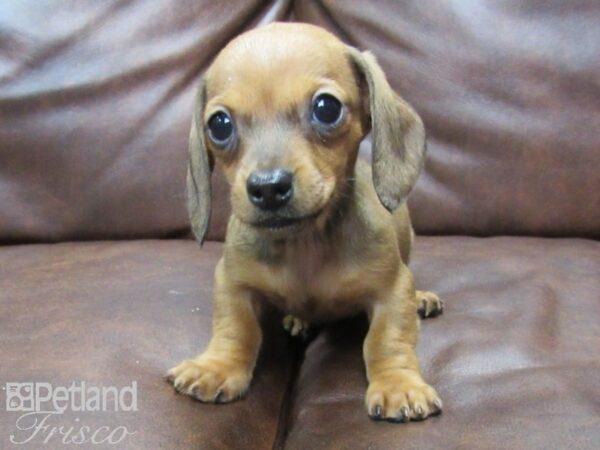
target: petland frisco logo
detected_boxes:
[5,381,137,445]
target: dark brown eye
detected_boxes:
[312,94,343,125]
[207,111,233,144]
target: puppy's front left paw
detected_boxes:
[165,356,252,403]
[366,371,442,423]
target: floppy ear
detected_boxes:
[347,48,426,212]
[187,79,212,245]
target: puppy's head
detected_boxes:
[188,23,425,243]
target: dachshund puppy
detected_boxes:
[167,22,443,423]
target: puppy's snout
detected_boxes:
[246,169,294,211]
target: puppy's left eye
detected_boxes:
[312,94,343,126]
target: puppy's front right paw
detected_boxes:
[165,356,252,403]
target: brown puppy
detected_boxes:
[167,22,444,423]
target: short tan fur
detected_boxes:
[167,23,443,423]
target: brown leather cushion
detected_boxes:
[1,237,598,448]
[3,2,598,244]
[0,0,290,243]
[282,236,600,449]
[0,240,295,449]
[296,1,600,238]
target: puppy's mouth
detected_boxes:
[252,210,322,231]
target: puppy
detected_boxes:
[167,22,444,423]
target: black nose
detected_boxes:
[246,169,294,211]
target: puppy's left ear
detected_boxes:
[347,47,426,212]
[187,79,213,245]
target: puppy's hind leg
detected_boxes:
[416,290,444,319]
[392,208,442,319]
[282,315,309,338]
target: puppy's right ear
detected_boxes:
[187,79,212,245]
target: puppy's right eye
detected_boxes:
[207,111,234,144]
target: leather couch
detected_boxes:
[1,1,598,449]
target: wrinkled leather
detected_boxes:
[1,237,598,449]
[2,1,599,243]
[283,236,600,449]
[0,0,291,243]
[296,0,600,237]
[0,240,295,449]
[2,2,600,449]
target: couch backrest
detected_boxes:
[295,1,600,238]
[1,0,598,243]
[0,0,290,243]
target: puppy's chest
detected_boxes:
[252,249,370,320]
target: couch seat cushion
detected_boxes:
[0,240,295,449]
[283,236,600,450]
